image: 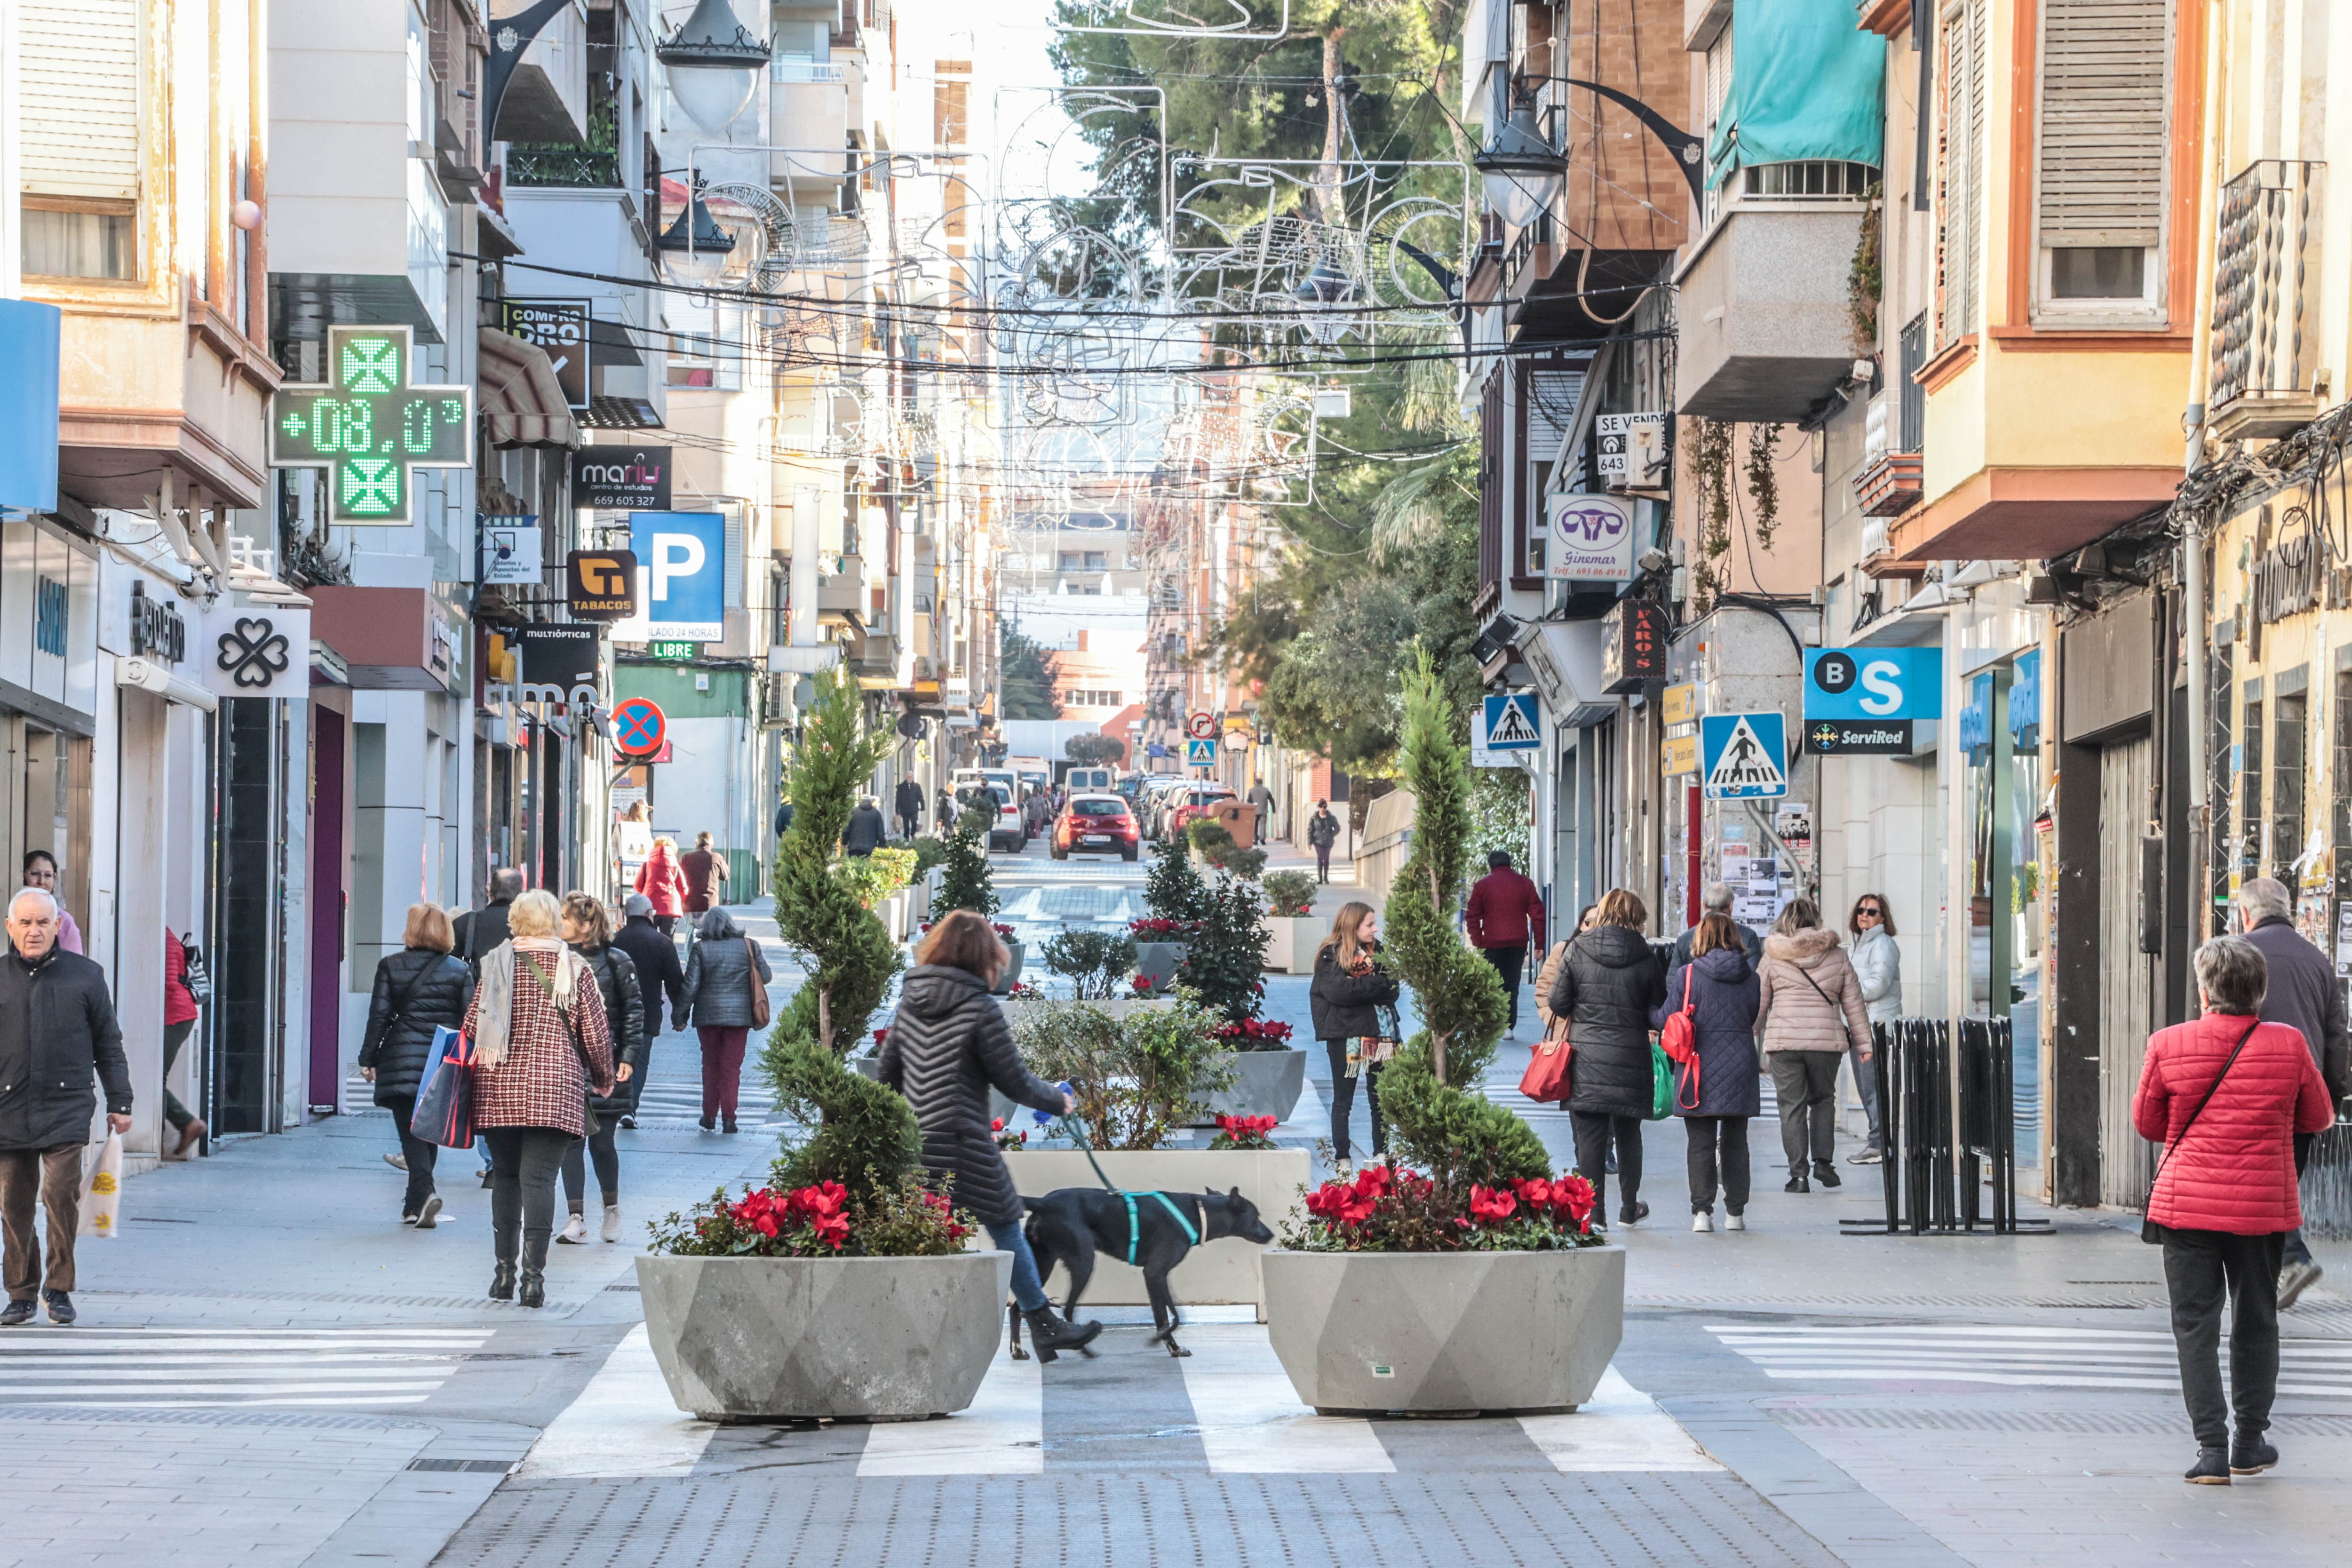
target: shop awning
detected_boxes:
[477,327,581,450]
[1706,0,1887,189]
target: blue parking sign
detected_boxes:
[628,511,727,642]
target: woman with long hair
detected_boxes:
[462,890,614,1307]
[633,836,689,936]
[1843,893,1900,1165]
[1546,887,1668,1226]
[358,903,473,1229]
[879,909,1099,1359]
[555,893,644,1245]
[681,906,772,1132]
[1308,901,1400,1174]
[1755,898,1871,1194]
[1653,911,1762,1231]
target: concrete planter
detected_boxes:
[1261,1246,1625,1416]
[1259,915,1326,974]
[997,996,1176,1024]
[635,1251,1013,1421]
[1133,941,1188,993]
[988,940,1025,995]
[878,891,910,941]
[1187,1048,1308,1126]
[1002,1147,1308,1310]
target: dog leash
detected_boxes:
[1045,1107,1200,1263]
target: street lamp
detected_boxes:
[657,0,772,135]
[657,187,738,284]
[1290,254,1359,347]
[1472,97,1567,231]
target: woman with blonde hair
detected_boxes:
[358,903,473,1229]
[462,889,615,1306]
[1309,901,1401,1173]
[1546,887,1668,1226]
[555,893,644,1245]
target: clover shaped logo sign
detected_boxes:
[217,617,292,689]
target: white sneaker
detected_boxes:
[1692,1210,1713,1233]
[1335,1158,1355,1178]
[383,1152,407,1172]
[1725,1213,1747,1232]
[556,1212,589,1245]
[414,1193,443,1231]
[601,1206,622,1244]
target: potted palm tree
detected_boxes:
[1259,651,1624,1415]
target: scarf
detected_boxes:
[473,938,581,1071]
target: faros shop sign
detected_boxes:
[572,445,671,510]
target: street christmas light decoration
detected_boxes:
[656,0,771,135]
[1473,98,1567,231]
[268,326,472,524]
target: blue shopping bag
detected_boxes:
[409,1026,476,1148]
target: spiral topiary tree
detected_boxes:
[760,663,922,1195]
[1377,646,1547,1190]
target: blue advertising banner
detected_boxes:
[0,300,61,513]
[1804,646,1943,722]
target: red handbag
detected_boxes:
[1659,967,1700,1111]
[1518,1018,1573,1103]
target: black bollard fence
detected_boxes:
[1842,1015,2048,1238]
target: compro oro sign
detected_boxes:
[627,512,726,642]
[1548,493,1637,582]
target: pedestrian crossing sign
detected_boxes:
[1185,738,1218,767]
[1481,692,1540,748]
[1700,712,1788,799]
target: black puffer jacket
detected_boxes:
[1309,939,1400,1042]
[878,964,1064,1225]
[1549,924,1668,1118]
[571,942,647,1118]
[0,946,128,1151]
[1651,945,1762,1118]
[358,947,473,1105]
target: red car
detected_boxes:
[1053,795,1140,861]
[1164,784,1237,840]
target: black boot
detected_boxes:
[2230,1433,2278,1475]
[1020,1305,1101,1363]
[490,1261,516,1302]
[518,1270,546,1309]
[2184,1446,2231,1484]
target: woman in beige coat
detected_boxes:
[1754,899,1871,1194]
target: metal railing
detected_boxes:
[2211,159,2325,409]
[1700,159,1877,230]
[1843,1016,2051,1238]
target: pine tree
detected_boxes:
[759,665,921,1194]
[1143,832,1213,924]
[935,803,998,916]
[1377,646,1546,1189]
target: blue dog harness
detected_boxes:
[1121,1191,1199,1265]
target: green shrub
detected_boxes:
[1040,928,1139,1000]
[1013,997,1232,1150]
[908,836,949,875]
[935,804,998,916]
[1178,871,1271,1024]
[1263,870,1317,917]
[837,845,917,910]
[1143,833,1212,924]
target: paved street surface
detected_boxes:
[6,876,2348,1568]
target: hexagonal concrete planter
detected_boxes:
[1261,1246,1625,1415]
[1003,1146,1308,1311]
[1186,1048,1307,1126]
[635,1251,1012,1421]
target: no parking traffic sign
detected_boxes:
[613,697,668,758]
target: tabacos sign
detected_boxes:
[1548,492,1637,582]
[571,445,671,510]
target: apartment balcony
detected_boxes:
[817,554,867,624]
[2209,159,2328,443]
[1674,163,1875,422]
[1855,452,1923,517]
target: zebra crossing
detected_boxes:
[520,1321,1718,1479]
[0,1326,494,1409]
[1708,1322,2352,1398]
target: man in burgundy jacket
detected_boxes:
[1464,850,1546,1035]
[678,832,730,916]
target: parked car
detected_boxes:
[1139,776,1191,840]
[984,786,1027,853]
[1164,784,1238,841]
[1052,795,1140,861]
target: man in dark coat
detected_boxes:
[895,777,924,841]
[679,832,730,915]
[774,796,794,838]
[2237,878,2352,1307]
[0,888,129,1326]
[841,796,888,857]
[1465,851,1547,1035]
[453,867,524,974]
[1671,883,1764,968]
[612,894,688,1126]
[1548,899,1668,1228]
[1306,800,1341,883]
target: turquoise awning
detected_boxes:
[1706,0,1887,190]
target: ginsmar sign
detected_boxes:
[572,445,671,510]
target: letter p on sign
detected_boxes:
[652,533,706,602]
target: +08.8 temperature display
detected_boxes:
[269,325,474,524]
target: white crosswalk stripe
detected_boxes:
[1709,1323,2352,1397]
[0,1327,493,1408]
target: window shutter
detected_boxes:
[2037,0,2170,248]
[21,0,141,200]
[724,508,745,609]
[1937,0,1986,347]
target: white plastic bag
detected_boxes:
[77,1132,122,1238]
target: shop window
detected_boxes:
[2273,685,2307,879]
[2240,692,2264,881]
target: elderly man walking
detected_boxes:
[0,888,129,1326]
[2233,878,2352,1308]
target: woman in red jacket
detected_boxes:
[2134,934,2336,1485]
[632,837,689,936]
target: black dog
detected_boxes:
[1012,1186,1275,1359]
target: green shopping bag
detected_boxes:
[1648,1040,1674,1121]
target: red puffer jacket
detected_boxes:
[2133,1013,2335,1234]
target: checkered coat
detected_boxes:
[463,947,615,1137]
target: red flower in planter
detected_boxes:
[993,923,1016,937]
[1467,1185,1518,1224]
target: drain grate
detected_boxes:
[1768,1405,2352,1438]
[0,1406,427,1433]
[409,1457,517,1473]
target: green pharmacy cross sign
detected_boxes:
[269,326,473,524]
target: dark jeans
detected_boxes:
[1849,1037,1881,1151]
[2162,1227,2285,1449]
[1685,1115,1751,1215]
[1481,945,1526,1030]
[984,1221,1049,1312]
[1573,1112,1644,1217]
[561,1120,620,1210]
[2284,1132,2316,1266]
[162,1018,196,1132]
[898,812,919,840]
[1314,844,1332,881]
[653,914,678,937]
[699,1027,749,1121]
[380,1094,441,1216]
[1321,1039,1384,1160]
[0,1145,80,1298]
[481,1126,572,1273]
[1771,1052,1841,1170]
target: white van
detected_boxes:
[1065,766,1115,793]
